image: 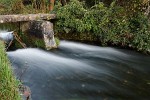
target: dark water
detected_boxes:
[7,41,150,100]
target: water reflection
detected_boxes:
[7,41,150,100]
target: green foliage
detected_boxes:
[83,1,130,45]
[0,0,15,7]
[129,13,150,52]
[0,0,22,14]
[116,0,149,15]
[54,0,86,33]
[0,0,49,14]
[18,31,45,49]
[54,0,150,53]
[55,37,60,46]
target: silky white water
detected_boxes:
[7,41,150,100]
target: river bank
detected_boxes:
[56,33,150,55]
[0,41,21,100]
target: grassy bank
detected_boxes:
[0,41,21,100]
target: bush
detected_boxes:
[54,0,150,53]
[83,2,130,45]
[129,13,150,52]
[54,0,86,33]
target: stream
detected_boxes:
[7,40,150,100]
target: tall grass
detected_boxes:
[0,41,21,100]
[0,0,49,14]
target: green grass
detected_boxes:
[55,37,60,46]
[0,41,21,100]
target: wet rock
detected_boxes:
[19,85,32,100]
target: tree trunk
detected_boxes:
[60,0,67,6]
[49,0,55,11]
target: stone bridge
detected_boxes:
[0,14,57,50]
[0,14,56,23]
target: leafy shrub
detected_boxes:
[54,0,150,53]
[83,2,130,45]
[129,13,150,52]
[54,0,86,33]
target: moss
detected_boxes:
[33,38,45,48]
[55,37,60,46]
[20,32,45,49]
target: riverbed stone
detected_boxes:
[19,85,32,100]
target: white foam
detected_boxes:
[60,40,128,57]
[0,31,13,42]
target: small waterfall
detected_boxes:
[0,30,13,42]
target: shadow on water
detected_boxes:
[7,40,150,100]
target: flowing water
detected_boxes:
[7,41,150,100]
